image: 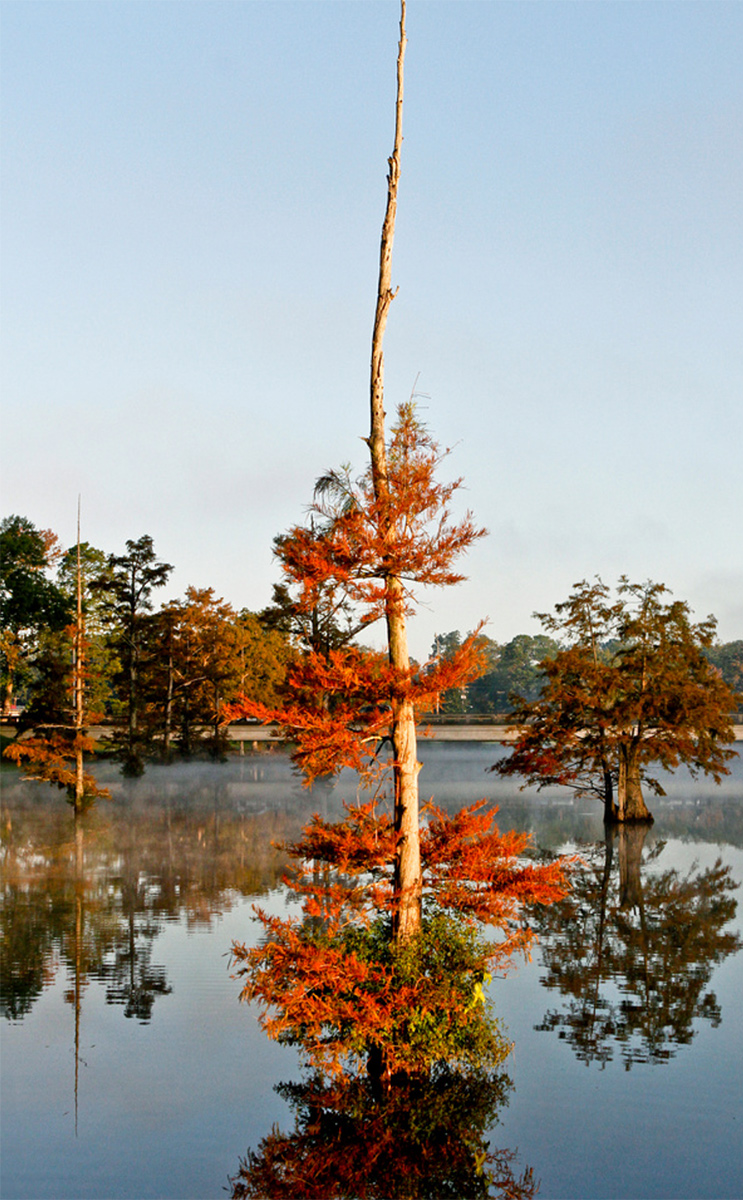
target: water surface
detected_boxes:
[2,746,742,1199]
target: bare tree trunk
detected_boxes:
[617,741,653,822]
[164,640,174,761]
[2,637,18,718]
[126,575,140,773]
[618,823,649,909]
[602,764,617,824]
[73,499,85,814]
[367,1,421,943]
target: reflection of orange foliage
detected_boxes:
[227,404,570,1076]
[229,1068,539,1200]
[4,733,110,803]
[232,802,571,1077]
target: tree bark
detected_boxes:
[164,641,174,761]
[73,501,85,814]
[367,1,421,943]
[2,638,18,718]
[616,741,653,822]
[618,823,649,910]
[602,765,617,824]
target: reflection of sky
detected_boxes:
[2,2,742,655]
[1,756,742,1199]
[494,837,743,1200]
[1,898,300,1200]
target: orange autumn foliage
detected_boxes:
[277,403,485,622]
[225,404,488,784]
[4,731,110,804]
[226,404,573,1077]
[229,635,486,783]
[231,801,571,1078]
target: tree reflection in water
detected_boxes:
[229,1067,537,1200]
[0,780,298,1025]
[531,826,741,1067]
[1,817,173,1025]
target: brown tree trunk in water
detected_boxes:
[387,577,421,941]
[73,500,85,815]
[618,823,649,910]
[602,764,617,824]
[616,741,653,822]
[367,2,421,943]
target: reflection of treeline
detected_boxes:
[491,794,743,853]
[530,828,741,1068]
[0,784,316,1023]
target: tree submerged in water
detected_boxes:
[227,0,570,1084]
[496,578,738,823]
[230,799,568,1080]
[3,508,110,813]
[228,421,570,1080]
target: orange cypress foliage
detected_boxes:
[225,407,488,789]
[273,402,485,621]
[229,632,486,784]
[4,731,110,804]
[421,802,571,930]
[230,801,571,1078]
[228,6,573,1074]
[226,409,572,1077]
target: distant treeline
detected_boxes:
[2,515,741,774]
[430,628,743,718]
[0,516,290,771]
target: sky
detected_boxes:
[2,0,742,658]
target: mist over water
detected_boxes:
[1,745,741,1199]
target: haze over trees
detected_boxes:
[146,589,289,761]
[2,518,739,792]
[432,630,561,715]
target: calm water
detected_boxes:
[2,745,742,1199]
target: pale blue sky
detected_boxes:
[2,1,741,655]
